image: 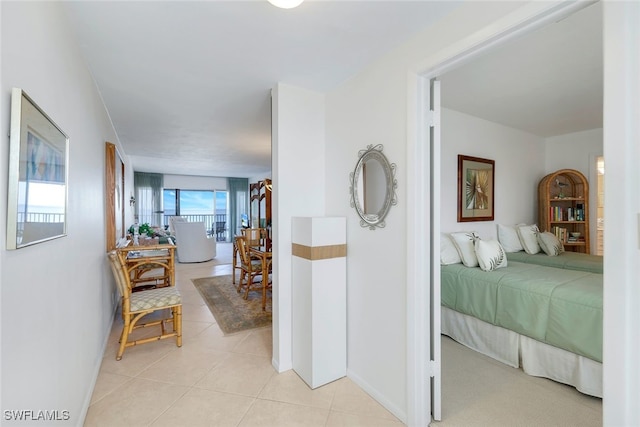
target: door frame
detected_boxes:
[406,1,594,425]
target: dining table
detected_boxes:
[249,244,273,311]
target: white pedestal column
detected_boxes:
[291,217,347,389]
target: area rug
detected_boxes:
[191,274,271,335]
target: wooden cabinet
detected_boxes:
[249,179,271,229]
[538,169,590,253]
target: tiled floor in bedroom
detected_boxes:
[85,243,403,426]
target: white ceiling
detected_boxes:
[63,0,461,178]
[440,2,602,138]
[63,1,603,179]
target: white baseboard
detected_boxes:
[346,368,408,425]
[272,357,293,373]
[76,304,118,426]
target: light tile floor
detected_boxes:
[85,244,403,427]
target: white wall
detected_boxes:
[544,128,602,177]
[602,2,640,424]
[271,83,325,372]
[545,128,602,254]
[441,108,545,239]
[324,2,527,421]
[163,174,228,191]
[249,174,272,183]
[1,2,122,424]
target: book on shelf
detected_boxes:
[549,206,584,222]
[551,226,568,243]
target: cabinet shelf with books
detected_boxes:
[538,169,590,253]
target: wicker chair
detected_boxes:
[107,251,182,360]
[235,236,264,295]
[241,228,266,247]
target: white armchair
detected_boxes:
[173,221,217,263]
[169,216,187,234]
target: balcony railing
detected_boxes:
[134,213,229,241]
[160,214,228,242]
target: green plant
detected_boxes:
[129,222,154,236]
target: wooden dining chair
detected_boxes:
[234,236,264,295]
[107,251,182,360]
[241,228,266,247]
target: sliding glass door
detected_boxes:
[162,189,229,241]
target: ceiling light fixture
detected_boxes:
[268,0,304,9]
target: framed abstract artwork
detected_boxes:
[7,88,69,249]
[457,155,494,222]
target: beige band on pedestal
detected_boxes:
[292,243,347,260]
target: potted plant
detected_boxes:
[129,223,154,237]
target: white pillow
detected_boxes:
[450,232,480,267]
[537,231,564,256]
[516,224,541,254]
[440,233,462,265]
[497,224,525,252]
[474,239,508,272]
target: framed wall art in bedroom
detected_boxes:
[457,154,494,222]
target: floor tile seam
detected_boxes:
[132,347,183,378]
[87,374,137,407]
[250,395,334,418]
[322,408,332,427]
[146,349,239,381]
[136,363,220,388]
[245,368,277,401]
[181,319,216,330]
[326,380,339,417]
[327,407,403,422]
[253,394,333,412]
[144,383,192,427]
[189,383,264,400]
[191,322,228,339]
[173,349,237,384]
[222,350,274,363]
[229,327,255,352]
[228,331,274,353]
[226,350,273,359]
[128,372,205,389]
[234,396,259,427]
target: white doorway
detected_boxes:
[411,1,603,424]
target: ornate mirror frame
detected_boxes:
[349,144,398,230]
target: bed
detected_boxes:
[441,261,603,397]
[506,250,603,274]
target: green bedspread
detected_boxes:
[441,262,602,362]
[506,251,603,274]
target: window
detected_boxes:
[162,189,229,241]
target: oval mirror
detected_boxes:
[349,144,397,229]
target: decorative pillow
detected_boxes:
[537,231,564,256]
[516,224,541,254]
[450,232,480,267]
[440,233,462,265]
[474,239,508,271]
[497,224,525,252]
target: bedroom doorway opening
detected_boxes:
[412,1,603,425]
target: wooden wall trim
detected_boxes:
[106,142,116,251]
